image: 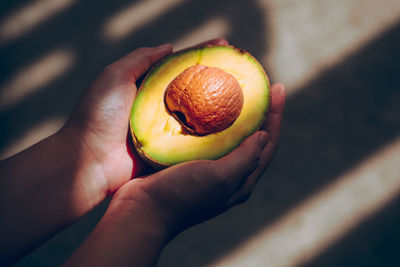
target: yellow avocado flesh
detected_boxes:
[130,46,270,167]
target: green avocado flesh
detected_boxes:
[130,46,270,167]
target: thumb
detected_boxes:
[86,44,173,101]
[108,44,173,82]
[69,45,173,138]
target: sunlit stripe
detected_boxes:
[0,49,75,112]
[103,0,184,41]
[262,0,400,94]
[0,0,75,44]
[172,17,230,51]
[0,117,66,160]
[211,136,400,267]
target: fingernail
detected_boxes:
[257,131,269,148]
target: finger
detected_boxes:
[258,83,286,168]
[228,84,286,205]
[188,38,229,48]
[213,131,269,190]
[175,38,229,53]
[263,83,286,142]
[109,44,173,82]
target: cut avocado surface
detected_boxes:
[130,45,270,167]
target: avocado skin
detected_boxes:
[130,45,270,168]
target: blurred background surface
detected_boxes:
[1,0,400,266]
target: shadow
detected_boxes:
[0,0,35,21]
[157,20,400,267]
[303,194,400,267]
[13,197,111,267]
[0,0,267,154]
[0,0,143,79]
[1,0,268,265]
[3,0,400,266]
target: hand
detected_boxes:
[63,41,285,266]
[104,83,286,235]
[63,39,229,194]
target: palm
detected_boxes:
[67,60,154,191]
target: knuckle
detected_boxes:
[248,146,262,170]
[102,64,114,75]
[208,164,235,193]
[102,63,121,78]
[138,46,151,51]
[251,143,263,160]
[210,165,225,181]
[135,46,152,54]
[211,166,225,181]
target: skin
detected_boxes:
[0,38,286,266]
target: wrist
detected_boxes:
[0,127,112,264]
[55,125,110,210]
[65,187,171,267]
[104,188,174,243]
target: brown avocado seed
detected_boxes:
[164,64,244,135]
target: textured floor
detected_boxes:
[1,0,400,266]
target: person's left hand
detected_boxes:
[62,39,229,194]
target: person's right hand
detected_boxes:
[61,39,232,199]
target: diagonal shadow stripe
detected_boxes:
[3,1,399,266]
[0,0,267,156]
[0,0,34,18]
[0,0,142,84]
[4,0,268,265]
[304,193,400,267]
[157,21,400,267]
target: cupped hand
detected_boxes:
[63,39,229,194]
[105,83,286,236]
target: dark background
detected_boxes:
[1,0,400,266]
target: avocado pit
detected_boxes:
[164,64,244,135]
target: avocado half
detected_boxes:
[130,45,270,168]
